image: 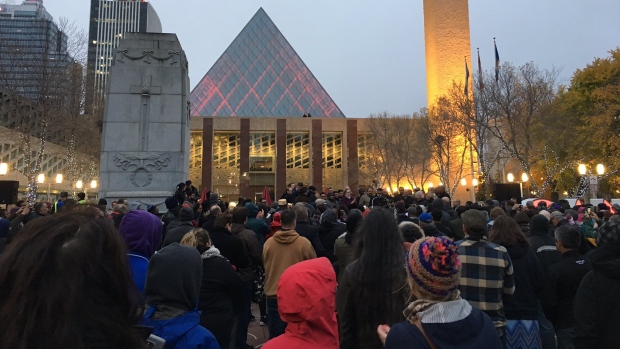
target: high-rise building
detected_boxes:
[190,8,345,118]
[0,0,73,102]
[86,0,162,111]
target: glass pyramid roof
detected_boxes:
[189,8,345,118]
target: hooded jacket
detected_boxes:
[318,210,345,263]
[262,257,338,349]
[385,299,502,349]
[118,210,163,293]
[574,242,620,349]
[527,214,561,272]
[263,229,316,297]
[142,243,219,349]
[245,203,269,246]
[503,244,545,320]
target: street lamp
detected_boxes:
[578,163,605,199]
[578,164,587,176]
[91,180,97,189]
[76,180,83,189]
[0,163,7,175]
[37,173,45,184]
[507,173,514,183]
[56,174,63,184]
[521,173,529,182]
[461,178,467,186]
[472,179,479,187]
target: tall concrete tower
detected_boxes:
[423,0,472,106]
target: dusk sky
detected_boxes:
[44,0,620,117]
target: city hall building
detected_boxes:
[188,8,374,199]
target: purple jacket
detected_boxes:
[119,210,163,258]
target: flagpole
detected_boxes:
[494,37,500,83]
[477,47,484,90]
[464,56,470,96]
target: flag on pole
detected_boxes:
[464,57,470,96]
[494,38,500,82]
[477,48,484,90]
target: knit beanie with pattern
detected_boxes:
[406,236,461,299]
[597,221,620,247]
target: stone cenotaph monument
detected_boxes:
[99,33,190,208]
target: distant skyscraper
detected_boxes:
[190,8,345,118]
[0,0,73,102]
[86,0,162,111]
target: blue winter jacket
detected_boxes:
[141,307,220,349]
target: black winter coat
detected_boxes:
[209,226,249,271]
[541,250,591,331]
[198,253,243,349]
[573,242,620,349]
[503,244,545,320]
[295,221,326,257]
[162,221,194,247]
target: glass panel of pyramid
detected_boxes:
[190,8,345,118]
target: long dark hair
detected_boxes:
[350,208,407,336]
[0,212,147,349]
[344,209,363,245]
[489,215,529,247]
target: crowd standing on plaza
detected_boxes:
[1,180,620,349]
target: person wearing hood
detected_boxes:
[181,228,242,349]
[528,214,561,272]
[142,243,220,349]
[163,207,196,247]
[263,209,317,339]
[489,216,545,348]
[378,237,502,349]
[318,209,346,264]
[119,210,163,294]
[573,221,620,349]
[527,214,561,349]
[541,225,591,349]
[245,202,269,246]
[262,258,337,349]
[230,206,263,349]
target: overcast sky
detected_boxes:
[44,0,620,117]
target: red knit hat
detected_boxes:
[406,236,461,299]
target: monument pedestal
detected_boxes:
[99,33,190,209]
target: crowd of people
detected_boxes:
[0,179,619,349]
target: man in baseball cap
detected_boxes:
[52,192,69,214]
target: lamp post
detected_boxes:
[578,163,604,199]
[91,180,98,200]
[507,173,514,183]
[0,163,7,176]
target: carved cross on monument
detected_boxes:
[130,75,161,151]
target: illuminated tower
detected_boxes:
[423,0,472,106]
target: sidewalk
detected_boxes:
[246,303,269,348]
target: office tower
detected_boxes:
[0,0,73,102]
[86,0,162,111]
